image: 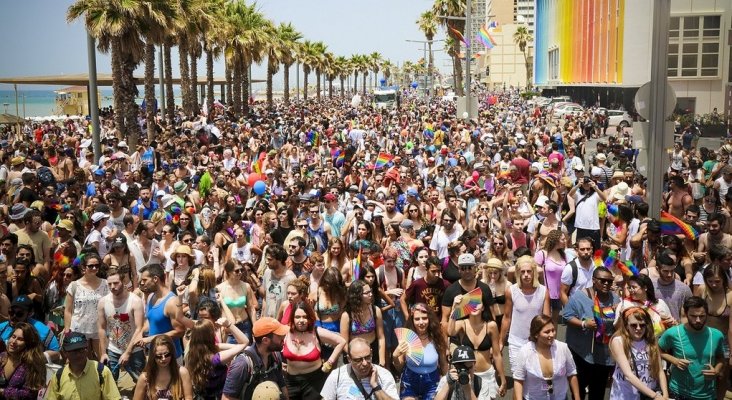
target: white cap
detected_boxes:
[156,190,166,197]
[534,195,549,207]
[91,212,109,223]
[457,253,476,266]
[80,138,92,148]
[117,141,128,148]
[265,169,274,175]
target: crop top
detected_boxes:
[315,291,341,316]
[460,323,492,352]
[224,295,247,308]
[351,307,376,336]
[493,294,506,305]
[282,338,322,362]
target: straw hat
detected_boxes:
[57,219,75,233]
[172,245,195,261]
[251,381,282,400]
[485,258,504,270]
[10,157,24,167]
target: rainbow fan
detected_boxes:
[53,250,70,267]
[394,328,424,365]
[616,260,640,277]
[660,211,699,240]
[451,287,483,320]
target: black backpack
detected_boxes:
[37,166,57,187]
[234,347,283,400]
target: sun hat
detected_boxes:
[485,258,504,270]
[457,253,476,266]
[611,170,624,180]
[62,332,88,352]
[253,317,288,338]
[10,157,24,167]
[80,138,92,148]
[57,219,74,232]
[172,245,194,260]
[29,201,44,211]
[9,204,29,221]
[613,182,630,200]
[452,345,476,364]
[161,194,177,209]
[91,212,110,223]
[173,181,188,193]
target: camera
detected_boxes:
[456,363,470,385]
[583,176,591,184]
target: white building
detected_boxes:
[481,24,531,90]
[533,0,731,116]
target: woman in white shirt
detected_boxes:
[513,314,580,400]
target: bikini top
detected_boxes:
[351,307,376,336]
[460,323,492,352]
[493,294,507,305]
[315,291,340,316]
[706,293,730,318]
[282,336,322,362]
[224,295,247,308]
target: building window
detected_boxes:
[668,15,721,78]
[548,49,559,81]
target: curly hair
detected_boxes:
[8,322,45,389]
[345,280,369,313]
[542,229,565,254]
[185,320,218,392]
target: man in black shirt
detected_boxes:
[440,254,494,329]
[17,172,39,207]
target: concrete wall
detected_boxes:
[484,24,530,89]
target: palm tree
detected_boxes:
[226,1,269,115]
[67,0,146,144]
[444,36,458,90]
[368,52,383,88]
[277,23,302,105]
[433,0,466,96]
[312,42,327,100]
[202,3,227,116]
[323,52,336,99]
[513,26,534,89]
[350,54,362,94]
[359,56,370,96]
[299,40,318,101]
[264,24,285,110]
[417,10,438,94]
[336,56,349,97]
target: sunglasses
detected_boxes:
[8,309,26,318]
[297,224,307,228]
[442,219,455,223]
[629,323,646,330]
[86,263,100,269]
[155,352,172,360]
[594,277,613,285]
[233,269,243,274]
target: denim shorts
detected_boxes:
[400,367,440,399]
[227,319,252,344]
[107,349,146,382]
[382,306,404,348]
[315,320,340,362]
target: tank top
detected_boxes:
[103,295,143,354]
[508,284,547,347]
[147,292,183,357]
[609,339,658,399]
[407,341,440,374]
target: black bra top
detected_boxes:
[460,324,492,352]
[493,294,506,305]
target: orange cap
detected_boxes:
[253,317,289,337]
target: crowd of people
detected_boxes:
[0,86,728,400]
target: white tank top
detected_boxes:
[716,176,731,199]
[102,294,143,354]
[609,338,657,399]
[508,284,547,346]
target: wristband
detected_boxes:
[581,319,586,330]
[372,385,382,393]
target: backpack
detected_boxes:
[56,360,105,391]
[37,166,57,188]
[565,258,581,295]
[234,347,283,400]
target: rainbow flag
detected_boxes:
[616,259,640,277]
[660,211,699,240]
[477,26,497,49]
[252,152,265,174]
[488,21,499,29]
[593,249,604,267]
[448,24,469,47]
[352,248,361,283]
[307,130,320,147]
[423,124,435,139]
[593,295,614,344]
[334,150,345,167]
[374,152,394,170]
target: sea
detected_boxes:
[0,86,271,118]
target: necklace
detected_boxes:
[291,331,308,348]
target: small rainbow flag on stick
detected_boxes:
[374,152,394,170]
[448,24,469,47]
[451,287,483,319]
[616,259,640,277]
[394,328,424,365]
[660,211,699,240]
[352,248,361,283]
[477,26,497,49]
[334,150,345,167]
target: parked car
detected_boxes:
[607,109,633,128]
[552,103,584,119]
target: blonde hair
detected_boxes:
[515,255,541,288]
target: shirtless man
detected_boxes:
[52,149,74,182]
[435,191,466,226]
[696,213,732,265]
[532,199,566,246]
[664,175,692,219]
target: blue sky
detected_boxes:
[0,0,448,91]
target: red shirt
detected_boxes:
[511,157,531,184]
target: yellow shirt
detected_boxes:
[45,360,121,400]
[16,228,51,264]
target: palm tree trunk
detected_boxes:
[328,78,333,99]
[225,63,233,106]
[428,41,434,93]
[266,58,275,110]
[190,50,199,115]
[206,48,214,116]
[340,77,345,97]
[303,69,309,100]
[110,39,125,135]
[121,50,141,148]
[242,60,250,115]
[164,40,175,123]
[353,72,358,93]
[523,51,531,89]
[283,63,291,105]
[316,69,321,100]
[361,73,366,96]
[233,60,242,116]
[178,39,191,116]
[144,38,156,141]
[453,41,464,96]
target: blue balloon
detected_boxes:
[411,82,419,89]
[253,181,266,195]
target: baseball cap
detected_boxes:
[596,153,607,160]
[399,219,414,229]
[91,212,110,223]
[323,193,337,202]
[62,332,88,351]
[252,317,288,338]
[156,190,166,197]
[252,381,282,400]
[406,187,420,198]
[452,345,476,364]
[457,253,476,266]
[534,195,549,208]
[11,295,32,311]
